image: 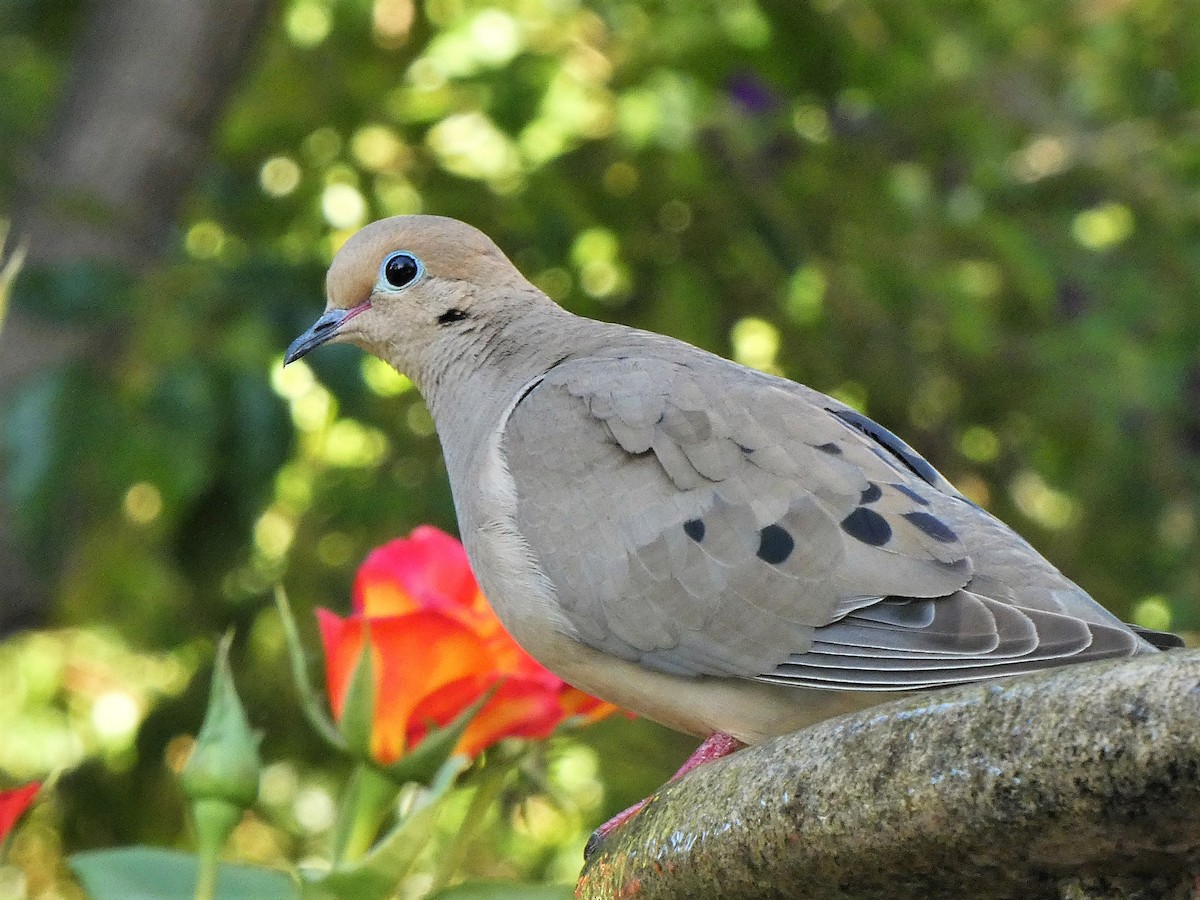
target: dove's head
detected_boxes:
[285,215,549,381]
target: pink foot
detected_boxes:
[585,731,747,857]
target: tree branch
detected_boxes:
[0,0,274,633]
[579,651,1200,900]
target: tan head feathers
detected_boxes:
[325,214,518,311]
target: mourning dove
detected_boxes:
[286,215,1180,746]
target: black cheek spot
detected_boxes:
[757,524,795,564]
[860,482,882,504]
[892,483,931,506]
[437,308,469,325]
[683,518,706,542]
[903,511,958,543]
[841,507,892,546]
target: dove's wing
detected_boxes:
[503,350,1147,690]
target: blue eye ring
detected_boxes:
[380,251,423,289]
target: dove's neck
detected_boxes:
[415,299,602,483]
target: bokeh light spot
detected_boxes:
[302,127,342,165]
[260,761,299,807]
[405,403,436,437]
[533,267,572,301]
[361,356,413,397]
[1072,203,1134,250]
[657,200,692,233]
[254,509,296,559]
[321,183,368,229]
[958,425,1000,463]
[323,418,388,468]
[580,261,619,298]
[571,228,618,267]
[792,103,831,143]
[785,264,826,324]
[294,785,336,834]
[956,260,1002,299]
[351,125,406,172]
[292,387,334,433]
[469,9,521,65]
[888,163,932,212]
[286,0,332,47]
[1132,595,1172,633]
[1010,470,1078,530]
[271,358,315,401]
[427,112,522,187]
[185,221,226,259]
[731,317,780,372]
[91,691,141,744]
[122,482,163,525]
[260,156,302,197]
[1007,135,1071,183]
[375,177,423,215]
[719,2,771,48]
[373,0,414,46]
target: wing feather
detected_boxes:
[502,349,1154,688]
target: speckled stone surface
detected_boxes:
[578,651,1200,900]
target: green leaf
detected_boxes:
[429,884,574,900]
[338,621,378,759]
[329,763,401,866]
[300,791,442,900]
[274,587,346,751]
[382,684,497,786]
[69,847,297,900]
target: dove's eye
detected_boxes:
[381,251,423,289]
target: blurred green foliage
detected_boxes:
[1,0,1199,895]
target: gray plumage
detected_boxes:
[286,215,1179,742]
[504,348,1150,690]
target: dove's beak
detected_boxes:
[285,301,371,365]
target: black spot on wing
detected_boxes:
[829,408,942,487]
[757,524,795,564]
[892,483,931,506]
[683,518,706,542]
[840,507,892,546]
[814,442,842,455]
[902,511,957,543]
[860,482,882,504]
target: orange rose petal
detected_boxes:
[371,612,493,763]
[352,547,421,618]
[317,608,491,764]
[335,527,618,764]
[405,674,493,748]
[558,688,621,724]
[315,608,363,717]
[407,676,566,757]
[483,626,559,683]
[353,527,479,618]
[455,679,567,757]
